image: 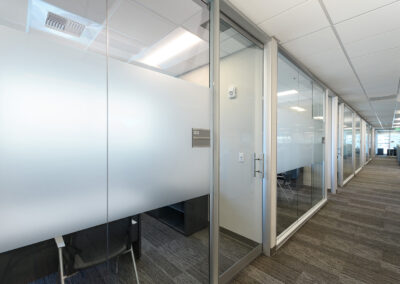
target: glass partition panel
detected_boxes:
[312,84,325,206]
[389,131,400,149]
[366,124,370,161]
[343,106,354,180]
[377,130,390,154]
[368,126,372,158]
[107,1,211,283]
[355,115,361,170]
[276,53,325,236]
[0,0,108,283]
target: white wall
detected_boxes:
[182,47,263,243]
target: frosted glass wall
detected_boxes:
[0,8,108,256]
[108,60,210,222]
[0,0,212,283]
[355,115,361,170]
[343,106,354,180]
[276,54,325,235]
[366,124,370,161]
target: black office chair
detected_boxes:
[277,172,294,201]
[55,217,140,284]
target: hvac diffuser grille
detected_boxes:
[45,12,85,37]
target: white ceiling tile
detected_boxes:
[90,28,145,61]
[281,27,338,60]
[371,99,397,124]
[182,9,209,42]
[46,0,107,23]
[109,0,176,46]
[258,0,329,44]
[345,27,400,58]
[134,0,202,25]
[0,0,27,30]
[227,0,307,24]
[322,0,396,24]
[335,1,400,44]
[352,47,400,95]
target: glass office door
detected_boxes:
[354,115,361,171]
[218,17,264,279]
[343,106,354,181]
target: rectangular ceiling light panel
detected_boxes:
[131,27,206,69]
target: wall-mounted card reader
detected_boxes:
[192,128,211,147]
[228,86,237,99]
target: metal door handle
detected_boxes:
[253,153,264,178]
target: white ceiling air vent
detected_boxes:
[45,12,85,37]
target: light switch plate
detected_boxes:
[238,152,244,163]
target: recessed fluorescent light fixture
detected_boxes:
[393,118,400,121]
[28,0,103,46]
[133,28,203,68]
[290,106,306,112]
[396,110,400,114]
[278,90,298,96]
[313,116,323,120]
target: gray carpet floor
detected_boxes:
[233,157,400,283]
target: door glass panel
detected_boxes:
[218,19,264,276]
[312,85,325,206]
[355,115,361,170]
[343,106,354,180]
[365,124,368,161]
[107,0,211,283]
[276,54,325,236]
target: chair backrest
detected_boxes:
[69,217,131,254]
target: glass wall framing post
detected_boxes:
[209,0,220,283]
[352,112,356,175]
[338,103,344,187]
[361,120,366,166]
[324,89,330,197]
[263,37,278,256]
[331,96,338,194]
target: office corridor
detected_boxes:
[233,157,400,284]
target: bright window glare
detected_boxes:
[290,106,306,112]
[140,30,203,68]
[278,89,298,96]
